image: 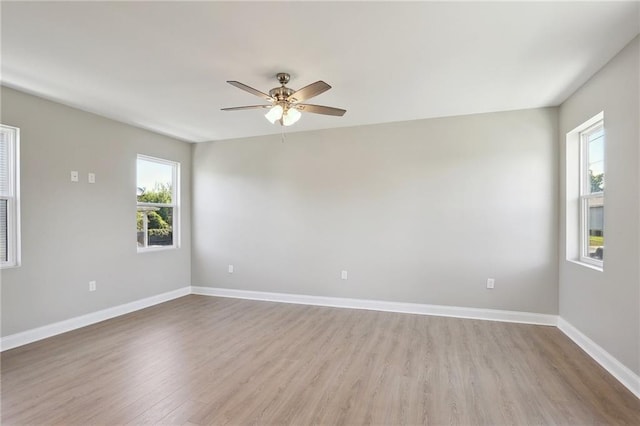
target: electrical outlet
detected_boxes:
[89,280,97,292]
[228,264,234,273]
[341,270,348,280]
[486,278,495,289]
[88,172,96,184]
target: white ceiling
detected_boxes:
[1,1,638,143]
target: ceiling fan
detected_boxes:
[221,72,346,126]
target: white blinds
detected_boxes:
[0,128,9,196]
[0,199,7,262]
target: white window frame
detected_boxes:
[578,120,604,268]
[136,154,180,252]
[1,124,21,268]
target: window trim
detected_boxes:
[136,154,180,253]
[1,124,21,269]
[565,111,606,271]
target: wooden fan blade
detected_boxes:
[296,104,346,116]
[227,81,272,101]
[221,105,271,111]
[288,81,331,102]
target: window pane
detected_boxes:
[587,196,604,260]
[137,206,174,248]
[137,158,173,203]
[149,207,173,247]
[588,128,604,193]
[0,199,7,262]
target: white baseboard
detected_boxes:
[557,317,640,399]
[0,286,191,352]
[190,286,558,326]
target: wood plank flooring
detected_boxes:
[1,295,639,425]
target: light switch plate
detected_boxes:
[71,171,79,182]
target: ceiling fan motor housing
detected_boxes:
[269,86,294,102]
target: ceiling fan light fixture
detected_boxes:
[265,104,283,124]
[282,107,301,126]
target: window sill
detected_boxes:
[137,246,178,254]
[567,259,603,272]
[0,262,21,270]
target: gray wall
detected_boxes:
[559,36,640,374]
[192,108,559,314]
[0,87,192,336]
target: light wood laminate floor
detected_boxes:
[1,295,639,425]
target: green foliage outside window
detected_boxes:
[137,183,173,236]
[590,172,604,193]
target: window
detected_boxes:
[0,124,20,268]
[579,120,604,266]
[136,155,179,251]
